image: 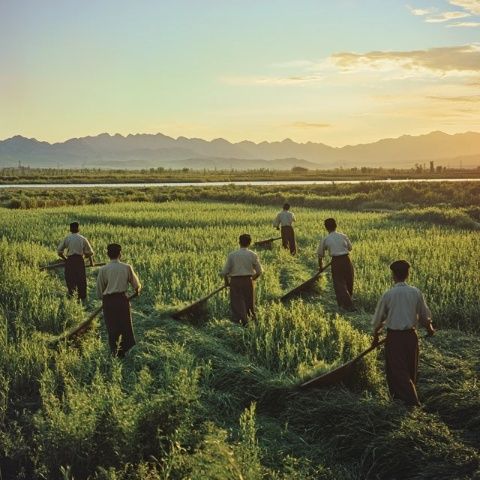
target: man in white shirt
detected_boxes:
[372,260,435,407]
[57,222,94,303]
[317,218,354,310]
[221,234,263,325]
[97,243,141,357]
[273,203,296,255]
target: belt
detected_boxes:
[103,291,127,297]
[230,275,253,278]
[332,254,349,258]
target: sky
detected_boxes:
[1,0,479,146]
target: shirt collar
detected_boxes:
[394,282,408,287]
[110,259,120,263]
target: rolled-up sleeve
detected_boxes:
[317,238,326,258]
[417,292,432,327]
[96,269,106,299]
[372,294,388,329]
[57,238,66,255]
[128,266,141,291]
[253,254,263,277]
[346,236,352,252]
[221,254,232,277]
[83,238,94,257]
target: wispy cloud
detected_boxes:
[330,44,480,75]
[407,5,434,16]
[221,74,323,86]
[427,94,480,102]
[425,11,470,22]
[291,122,331,129]
[447,20,480,26]
[449,0,480,15]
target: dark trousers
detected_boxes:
[281,226,296,255]
[102,293,136,357]
[229,276,255,325]
[385,329,420,407]
[331,255,354,308]
[65,255,87,300]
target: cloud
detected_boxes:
[425,11,470,22]
[291,122,331,129]
[447,20,480,26]
[449,0,480,15]
[407,5,434,15]
[427,94,480,101]
[330,44,480,75]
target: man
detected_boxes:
[96,243,141,357]
[273,203,296,255]
[57,221,95,303]
[317,218,354,310]
[372,260,435,407]
[221,234,263,325]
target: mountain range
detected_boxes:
[1,131,479,170]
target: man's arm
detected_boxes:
[57,239,67,261]
[128,266,142,295]
[417,291,435,336]
[96,269,106,299]
[371,295,387,345]
[346,235,353,252]
[83,239,95,266]
[317,239,326,270]
[221,255,232,286]
[252,254,263,281]
[273,213,280,229]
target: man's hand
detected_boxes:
[371,333,380,347]
[318,259,323,271]
[58,253,67,261]
[224,277,230,287]
[89,256,95,267]
[426,322,435,337]
[135,287,141,296]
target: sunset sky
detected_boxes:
[1,0,479,146]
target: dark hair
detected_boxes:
[70,222,79,233]
[283,203,290,210]
[107,243,122,259]
[324,218,337,231]
[239,234,252,247]
[390,260,410,281]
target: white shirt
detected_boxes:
[273,210,296,227]
[57,233,94,257]
[317,231,352,258]
[372,282,431,331]
[221,248,263,277]
[96,259,141,297]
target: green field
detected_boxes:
[0,200,479,479]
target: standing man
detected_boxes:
[221,234,263,325]
[96,243,141,357]
[372,260,434,407]
[273,203,296,255]
[318,218,354,311]
[57,221,95,303]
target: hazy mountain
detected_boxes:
[1,131,479,170]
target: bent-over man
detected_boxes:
[273,203,296,255]
[57,221,94,303]
[96,243,141,357]
[221,234,263,325]
[318,218,354,310]
[372,260,434,407]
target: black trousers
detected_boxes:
[281,225,296,255]
[385,329,420,407]
[331,254,354,308]
[65,255,87,300]
[229,276,255,325]
[102,292,136,357]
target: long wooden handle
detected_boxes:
[40,262,106,271]
[51,292,138,345]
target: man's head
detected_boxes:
[283,203,290,211]
[390,260,410,282]
[107,243,122,260]
[70,221,79,233]
[239,234,252,248]
[324,218,337,232]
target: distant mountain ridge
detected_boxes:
[1,131,479,170]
